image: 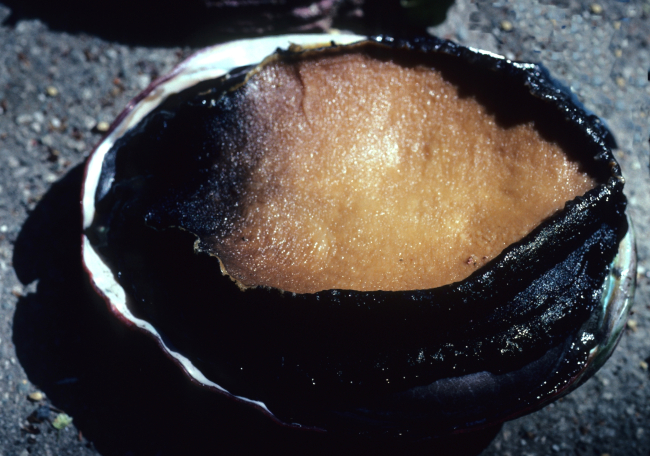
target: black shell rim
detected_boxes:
[82,34,631,437]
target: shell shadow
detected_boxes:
[0,0,439,48]
[12,162,500,455]
[0,0,227,47]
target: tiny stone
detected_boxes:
[137,74,152,90]
[13,166,31,180]
[28,391,44,402]
[456,26,468,42]
[45,86,58,97]
[627,319,638,331]
[500,20,513,32]
[84,116,97,130]
[552,444,560,452]
[640,360,649,370]
[16,113,32,125]
[614,49,622,58]
[616,77,625,88]
[590,3,603,15]
[17,380,30,393]
[68,139,86,152]
[96,121,110,132]
[35,405,51,421]
[50,117,61,129]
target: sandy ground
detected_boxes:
[0,0,648,455]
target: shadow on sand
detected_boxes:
[0,0,454,48]
[12,163,499,455]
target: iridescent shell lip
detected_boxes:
[81,34,636,437]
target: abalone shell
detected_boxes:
[81,34,635,436]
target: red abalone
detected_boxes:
[81,34,635,437]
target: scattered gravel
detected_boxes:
[0,0,648,455]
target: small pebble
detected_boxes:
[616,77,626,88]
[45,86,59,97]
[500,20,513,32]
[590,4,603,15]
[456,26,468,42]
[627,319,638,332]
[83,116,97,130]
[34,405,51,421]
[614,49,622,58]
[96,121,110,132]
[137,74,152,90]
[28,391,44,402]
[16,114,32,125]
[641,360,649,370]
[17,380,30,393]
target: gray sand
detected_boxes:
[0,0,648,454]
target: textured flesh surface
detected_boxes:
[213,50,596,293]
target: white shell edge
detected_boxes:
[81,34,366,425]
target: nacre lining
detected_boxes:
[209,48,597,293]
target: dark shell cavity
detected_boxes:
[83,35,632,436]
